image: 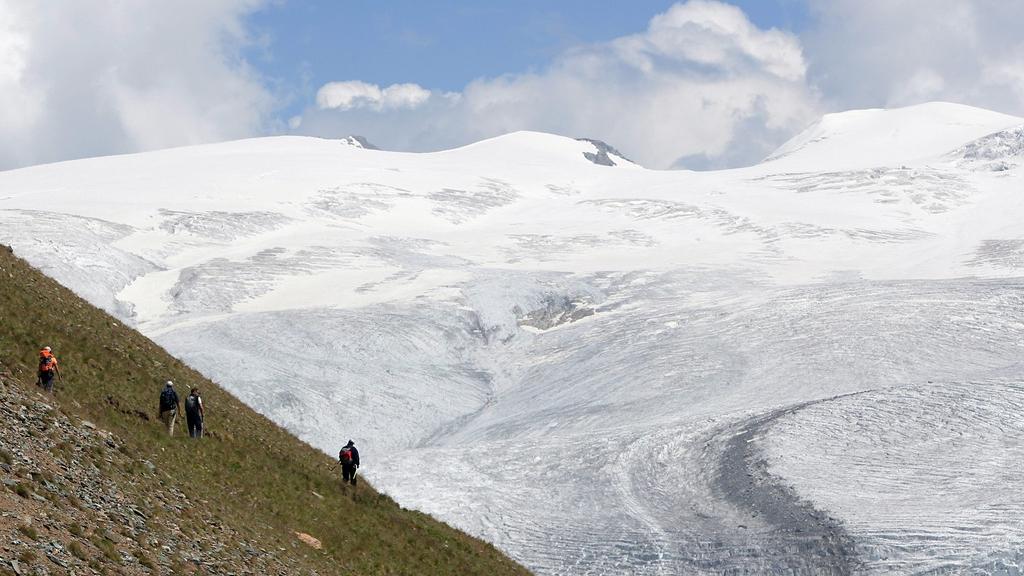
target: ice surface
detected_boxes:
[3,103,1024,574]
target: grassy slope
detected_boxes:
[0,245,529,575]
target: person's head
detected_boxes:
[346,439,354,447]
[166,380,173,388]
[43,346,51,352]
[190,387,199,395]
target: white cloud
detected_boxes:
[0,0,274,170]
[317,80,383,110]
[382,83,433,109]
[298,0,822,169]
[316,81,431,111]
[625,1,807,81]
[802,0,1024,115]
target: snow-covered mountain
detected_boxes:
[2,101,1024,574]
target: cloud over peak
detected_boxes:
[625,0,806,81]
[2,0,1022,171]
[298,0,820,169]
[316,81,432,111]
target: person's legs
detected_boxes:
[187,416,196,438]
[160,410,177,436]
[40,374,54,393]
[194,419,203,438]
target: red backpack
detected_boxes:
[339,448,353,465]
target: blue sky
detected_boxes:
[0,1,1022,170]
[247,1,811,120]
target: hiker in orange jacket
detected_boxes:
[37,346,62,393]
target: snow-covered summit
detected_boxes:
[763,102,1022,171]
[2,103,1024,574]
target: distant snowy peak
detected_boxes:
[762,102,1024,172]
[435,131,640,169]
[338,135,379,150]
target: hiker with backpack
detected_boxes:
[158,381,181,436]
[338,440,360,486]
[185,387,204,439]
[37,346,62,393]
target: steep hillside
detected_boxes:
[0,245,528,575]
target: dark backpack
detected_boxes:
[185,394,199,414]
[339,448,353,465]
[160,388,177,411]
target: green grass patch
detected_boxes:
[17,525,38,540]
[90,535,121,565]
[18,550,36,564]
[69,540,88,560]
[137,550,156,569]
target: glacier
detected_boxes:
[2,101,1024,574]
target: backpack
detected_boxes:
[185,394,199,413]
[339,448,353,465]
[160,388,177,411]
[38,355,54,374]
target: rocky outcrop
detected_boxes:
[339,135,379,150]
[577,138,633,166]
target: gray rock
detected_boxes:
[577,138,633,166]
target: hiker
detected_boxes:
[37,346,62,393]
[185,387,204,439]
[158,381,181,436]
[338,440,360,486]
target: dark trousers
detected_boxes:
[342,463,357,485]
[187,415,203,438]
[39,373,55,393]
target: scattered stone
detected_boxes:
[294,532,322,550]
[0,373,299,575]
